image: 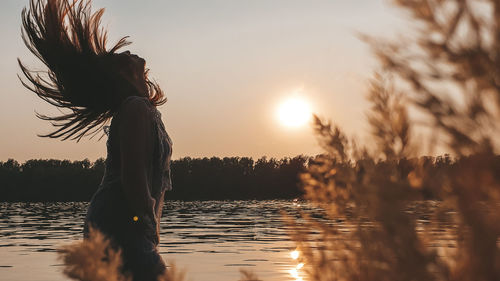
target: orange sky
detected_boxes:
[0,0,409,162]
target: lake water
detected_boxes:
[0,200,457,281]
[0,200,313,281]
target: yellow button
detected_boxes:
[133,216,139,222]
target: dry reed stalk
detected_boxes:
[289,1,500,281]
[58,227,186,281]
[58,227,130,281]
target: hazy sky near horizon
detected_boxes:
[0,0,409,162]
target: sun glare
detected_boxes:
[277,97,312,128]
[290,250,300,260]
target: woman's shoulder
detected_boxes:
[117,96,155,119]
[111,96,155,133]
[120,95,152,110]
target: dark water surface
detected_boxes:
[0,200,309,281]
[0,200,456,281]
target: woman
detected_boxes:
[18,0,172,280]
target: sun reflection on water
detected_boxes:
[288,249,306,281]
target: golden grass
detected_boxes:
[288,1,500,281]
[58,227,186,281]
[58,227,130,281]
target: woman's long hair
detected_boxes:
[18,0,166,141]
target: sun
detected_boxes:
[277,97,312,128]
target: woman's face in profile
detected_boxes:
[115,51,148,97]
[121,51,146,73]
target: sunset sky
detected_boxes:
[0,0,409,162]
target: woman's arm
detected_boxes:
[119,97,156,221]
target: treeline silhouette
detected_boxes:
[0,156,307,202]
[0,154,478,202]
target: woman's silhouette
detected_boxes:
[18,1,172,280]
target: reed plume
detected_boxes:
[58,227,186,281]
[290,1,500,281]
[58,227,130,281]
